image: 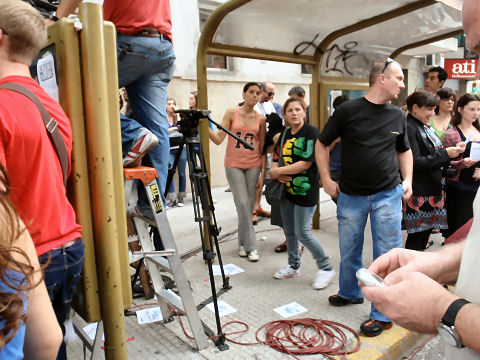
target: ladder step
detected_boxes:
[131,213,157,227]
[133,250,175,257]
[130,250,175,265]
[155,289,185,313]
[129,253,144,264]
[128,234,139,243]
[145,255,171,272]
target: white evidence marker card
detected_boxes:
[273,302,308,318]
[206,300,237,317]
[136,307,163,325]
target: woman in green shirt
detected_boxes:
[430,87,456,141]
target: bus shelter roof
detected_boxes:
[201,0,463,78]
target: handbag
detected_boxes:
[265,128,289,205]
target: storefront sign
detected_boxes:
[444,58,479,79]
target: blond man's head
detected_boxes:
[0,0,46,65]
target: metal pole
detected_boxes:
[79,3,127,359]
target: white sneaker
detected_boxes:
[238,246,247,257]
[274,264,300,279]
[248,250,259,262]
[312,269,335,290]
[123,128,159,168]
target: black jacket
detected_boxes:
[407,114,450,196]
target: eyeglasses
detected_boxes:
[266,91,275,97]
[381,57,394,74]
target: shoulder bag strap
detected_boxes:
[278,127,289,167]
[0,83,68,186]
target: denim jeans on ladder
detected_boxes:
[117,34,176,204]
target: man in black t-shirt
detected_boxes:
[316,58,413,337]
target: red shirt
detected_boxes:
[104,0,173,42]
[0,75,82,255]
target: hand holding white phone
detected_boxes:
[356,268,387,288]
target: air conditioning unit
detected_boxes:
[425,54,441,67]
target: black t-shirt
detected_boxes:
[275,124,319,206]
[318,97,410,195]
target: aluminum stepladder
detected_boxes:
[124,166,208,350]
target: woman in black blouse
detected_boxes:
[403,91,464,250]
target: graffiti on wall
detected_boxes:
[293,34,367,75]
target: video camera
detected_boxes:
[24,0,58,19]
[175,109,211,138]
[174,108,254,151]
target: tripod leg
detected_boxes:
[194,141,230,289]
[184,138,229,350]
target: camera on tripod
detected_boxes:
[175,109,211,138]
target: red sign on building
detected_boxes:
[444,59,479,79]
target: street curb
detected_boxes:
[348,326,426,359]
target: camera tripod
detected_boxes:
[164,110,253,350]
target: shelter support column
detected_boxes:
[311,62,321,229]
[79,3,127,359]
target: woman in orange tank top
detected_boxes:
[209,82,266,262]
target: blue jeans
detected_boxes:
[280,199,332,271]
[38,239,84,360]
[168,147,187,194]
[117,34,176,204]
[337,184,403,322]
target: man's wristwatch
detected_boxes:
[437,298,470,348]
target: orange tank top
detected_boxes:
[224,107,262,169]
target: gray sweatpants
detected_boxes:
[225,166,261,252]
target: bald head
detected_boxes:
[261,81,275,102]
[463,0,480,56]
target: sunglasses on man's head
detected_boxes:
[381,57,394,74]
[266,91,275,97]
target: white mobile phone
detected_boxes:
[356,268,386,288]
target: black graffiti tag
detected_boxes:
[293,33,360,75]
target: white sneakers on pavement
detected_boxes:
[312,269,335,290]
[247,250,259,262]
[274,264,300,279]
[238,246,247,257]
[239,247,259,262]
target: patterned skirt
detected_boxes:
[402,190,448,234]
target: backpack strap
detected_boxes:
[0,82,69,186]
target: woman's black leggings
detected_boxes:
[405,229,433,251]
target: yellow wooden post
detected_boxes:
[79,3,127,358]
[103,21,132,307]
[46,18,102,322]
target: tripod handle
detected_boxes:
[206,113,254,151]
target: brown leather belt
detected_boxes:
[134,28,166,38]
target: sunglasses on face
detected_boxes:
[381,57,394,74]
